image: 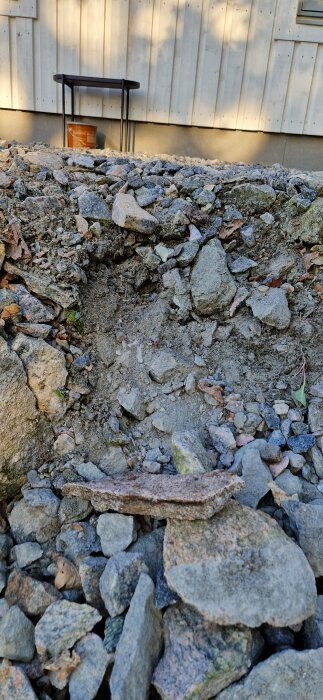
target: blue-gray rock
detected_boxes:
[96,513,137,557]
[8,489,60,544]
[11,542,42,568]
[216,648,323,700]
[35,600,101,659]
[291,421,309,435]
[287,434,316,453]
[259,405,280,430]
[78,191,111,220]
[274,470,302,496]
[78,556,107,610]
[0,605,35,661]
[99,552,148,617]
[235,449,271,508]
[268,430,286,447]
[104,615,125,653]
[228,256,257,274]
[56,522,101,562]
[69,633,108,700]
[153,602,262,700]
[110,573,163,700]
[74,461,106,481]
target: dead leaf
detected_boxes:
[219,219,243,241]
[55,557,82,591]
[2,220,31,261]
[44,650,80,683]
[263,276,283,288]
[197,380,224,405]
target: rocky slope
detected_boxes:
[1,141,323,697]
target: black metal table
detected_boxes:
[53,74,140,151]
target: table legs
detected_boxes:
[125,87,130,152]
[120,79,125,152]
[62,77,66,147]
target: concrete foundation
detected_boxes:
[1,108,323,170]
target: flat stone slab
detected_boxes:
[61,471,243,520]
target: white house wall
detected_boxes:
[1,0,323,136]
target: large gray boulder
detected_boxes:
[153,602,262,700]
[164,501,316,628]
[190,239,236,315]
[110,573,163,700]
[0,337,39,498]
[216,648,323,700]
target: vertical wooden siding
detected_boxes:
[1,0,323,136]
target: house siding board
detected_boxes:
[0,16,12,108]
[1,0,323,137]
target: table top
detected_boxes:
[53,74,140,90]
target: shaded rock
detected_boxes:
[230,438,267,475]
[0,605,35,661]
[191,239,236,315]
[117,387,146,420]
[287,197,323,244]
[69,633,108,700]
[275,470,302,496]
[216,648,323,700]
[0,337,39,499]
[128,527,165,582]
[99,552,148,616]
[12,334,67,415]
[35,600,101,659]
[0,661,37,699]
[246,288,291,329]
[9,488,60,543]
[23,195,63,215]
[262,624,295,651]
[310,446,323,478]
[112,193,158,234]
[282,500,323,576]
[104,615,124,653]
[58,496,92,525]
[164,501,316,627]
[304,596,323,648]
[62,471,243,520]
[153,602,262,700]
[236,448,271,508]
[0,533,13,560]
[4,261,78,308]
[78,556,107,610]
[171,430,209,474]
[224,183,276,214]
[176,241,199,267]
[78,191,111,220]
[97,513,137,556]
[110,573,163,700]
[5,570,60,616]
[155,566,179,609]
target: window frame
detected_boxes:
[297,1,323,25]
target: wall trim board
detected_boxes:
[0,0,37,18]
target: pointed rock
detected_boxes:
[191,239,236,315]
[112,193,158,234]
